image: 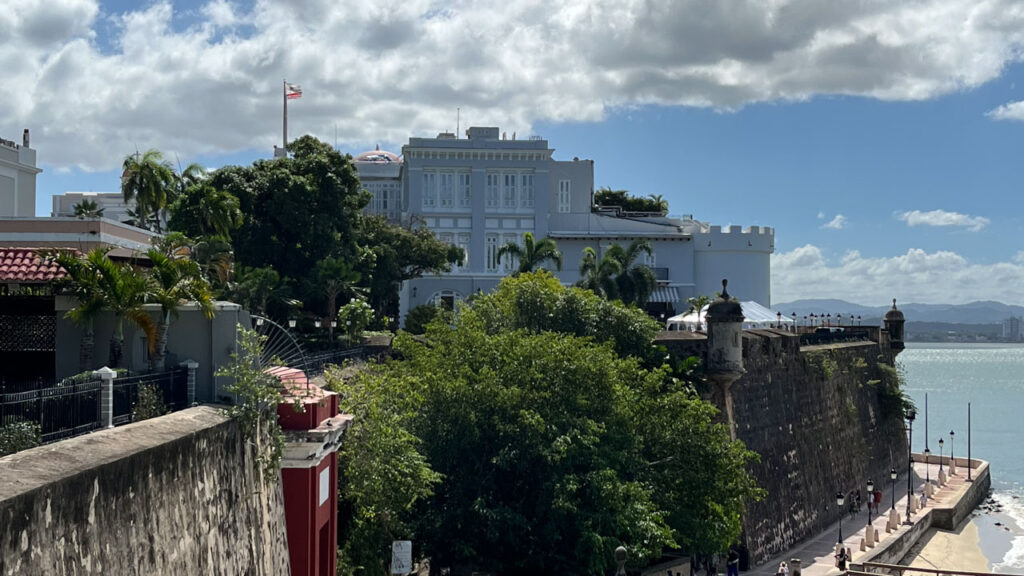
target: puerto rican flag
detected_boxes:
[286,83,302,99]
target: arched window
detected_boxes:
[430,290,463,311]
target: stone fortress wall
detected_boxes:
[657,327,909,565]
[0,406,290,576]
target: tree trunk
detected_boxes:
[79,324,95,373]
[109,336,123,368]
[152,315,171,371]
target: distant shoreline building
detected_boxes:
[353,127,774,325]
[1003,315,1021,341]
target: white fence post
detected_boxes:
[93,367,117,429]
[180,359,199,406]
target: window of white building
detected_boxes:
[503,173,518,209]
[558,180,571,213]
[457,233,471,268]
[486,173,500,209]
[439,172,454,208]
[430,289,462,310]
[520,174,534,208]
[486,233,499,272]
[459,172,472,208]
[423,172,437,208]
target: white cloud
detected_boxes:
[898,209,990,232]
[3,0,1024,171]
[820,214,846,229]
[817,212,825,219]
[772,245,1024,304]
[987,100,1024,122]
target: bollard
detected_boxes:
[865,526,875,548]
[93,367,117,429]
[790,559,802,576]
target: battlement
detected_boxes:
[704,225,774,235]
[693,224,775,252]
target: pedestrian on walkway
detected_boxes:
[873,488,882,513]
[835,548,848,571]
[855,490,862,512]
[727,548,740,576]
[776,561,789,576]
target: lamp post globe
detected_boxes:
[867,479,875,524]
[836,491,846,543]
[890,468,897,511]
[614,546,627,576]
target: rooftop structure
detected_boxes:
[52,191,133,224]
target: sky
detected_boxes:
[4,0,1024,306]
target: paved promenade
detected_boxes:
[749,458,980,576]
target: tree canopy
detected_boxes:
[329,273,762,575]
[594,187,669,214]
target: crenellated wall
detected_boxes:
[0,406,291,576]
[656,329,909,564]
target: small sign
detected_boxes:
[391,540,412,574]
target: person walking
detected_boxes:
[727,548,740,576]
[835,548,848,571]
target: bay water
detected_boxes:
[900,342,1024,571]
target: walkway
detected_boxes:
[749,458,977,576]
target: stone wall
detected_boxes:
[657,330,909,564]
[0,406,291,575]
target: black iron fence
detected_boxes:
[111,368,189,426]
[799,329,872,347]
[1,378,102,443]
[1,366,190,444]
[303,347,365,377]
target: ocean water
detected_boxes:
[899,343,1024,571]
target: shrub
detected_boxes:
[133,382,168,422]
[403,304,442,335]
[0,420,42,457]
[337,298,375,342]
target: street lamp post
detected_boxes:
[938,437,945,474]
[890,468,897,511]
[866,479,875,525]
[836,491,846,543]
[905,409,916,524]
[924,447,931,486]
[949,430,955,474]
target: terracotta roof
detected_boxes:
[0,248,67,283]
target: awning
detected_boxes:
[648,286,680,303]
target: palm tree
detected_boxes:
[86,250,157,367]
[146,249,214,370]
[72,199,105,219]
[196,186,242,239]
[606,239,657,307]
[496,232,562,274]
[121,149,175,232]
[576,246,620,299]
[686,294,711,315]
[46,249,104,372]
[314,256,362,339]
[647,193,669,214]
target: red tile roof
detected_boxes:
[0,248,68,283]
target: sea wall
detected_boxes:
[657,330,909,564]
[0,406,291,575]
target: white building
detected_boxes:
[353,127,774,324]
[51,191,133,223]
[0,130,41,218]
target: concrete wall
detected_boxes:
[55,300,250,403]
[656,330,909,564]
[0,406,291,575]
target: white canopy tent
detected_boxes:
[666,301,794,331]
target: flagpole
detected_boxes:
[283,79,288,152]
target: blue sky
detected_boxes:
[6,0,1024,306]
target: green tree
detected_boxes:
[606,239,657,307]
[228,265,296,316]
[686,295,711,314]
[211,136,369,290]
[356,215,463,322]
[168,183,243,240]
[576,246,621,299]
[496,231,562,274]
[145,248,214,370]
[72,199,104,219]
[87,249,157,367]
[594,187,670,214]
[47,249,105,372]
[121,149,176,232]
[332,274,762,574]
[312,256,362,330]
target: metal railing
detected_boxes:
[111,368,189,426]
[1,378,103,443]
[799,330,872,347]
[304,347,365,378]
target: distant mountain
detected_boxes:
[773,299,1024,325]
